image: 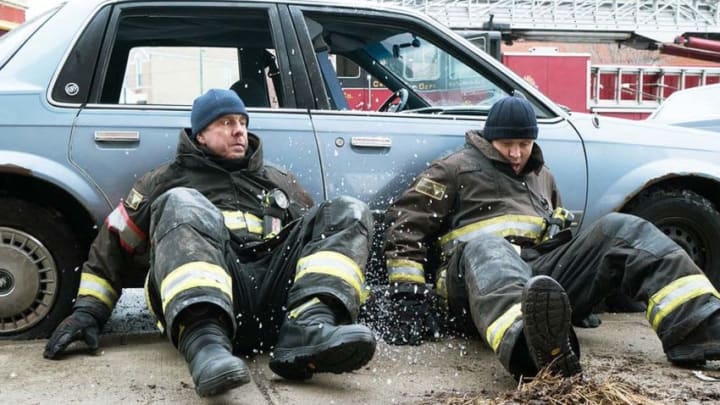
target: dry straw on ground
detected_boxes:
[426,368,660,405]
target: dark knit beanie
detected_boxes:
[191,89,249,138]
[482,96,538,141]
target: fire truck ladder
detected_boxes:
[590,64,720,113]
[371,0,720,43]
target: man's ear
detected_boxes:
[195,131,205,145]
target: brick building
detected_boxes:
[0,0,26,35]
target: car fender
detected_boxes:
[585,157,720,227]
[0,150,110,224]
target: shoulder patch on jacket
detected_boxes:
[124,188,144,210]
[414,177,446,200]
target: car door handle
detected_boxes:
[350,136,392,148]
[94,131,140,143]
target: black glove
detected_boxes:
[382,283,440,346]
[572,313,602,328]
[43,309,102,359]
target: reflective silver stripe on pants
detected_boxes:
[647,274,720,330]
[160,262,233,312]
[387,259,425,284]
[486,303,522,352]
[296,251,369,302]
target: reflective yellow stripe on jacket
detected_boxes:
[296,251,369,303]
[486,303,522,352]
[222,210,263,234]
[439,214,546,254]
[647,274,720,330]
[160,262,233,312]
[387,259,426,284]
[78,273,118,310]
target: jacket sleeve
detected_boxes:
[75,172,157,316]
[383,161,457,285]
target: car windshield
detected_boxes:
[370,33,506,109]
[0,6,61,69]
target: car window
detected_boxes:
[301,13,507,113]
[121,47,239,105]
[95,5,285,108]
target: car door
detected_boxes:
[287,4,588,221]
[64,2,323,214]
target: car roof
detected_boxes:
[69,0,412,13]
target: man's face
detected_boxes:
[196,114,248,159]
[491,138,534,174]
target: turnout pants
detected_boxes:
[144,187,373,353]
[444,212,720,376]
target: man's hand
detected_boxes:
[382,283,440,346]
[43,310,102,359]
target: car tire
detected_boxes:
[626,188,720,286]
[0,198,83,339]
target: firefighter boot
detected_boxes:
[269,297,376,380]
[667,311,720,366]
[522,275,582,377]
[178,318,251,397]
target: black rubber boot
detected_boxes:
[269,297,376,380]
[178,319,251,397]
[667,311,720,366]
[522,275,582,377]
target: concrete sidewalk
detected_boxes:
[3,312,720,404]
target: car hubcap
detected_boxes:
[0,227,58,335]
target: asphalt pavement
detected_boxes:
[2,290,720,404]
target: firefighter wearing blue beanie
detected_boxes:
[191,88,249,139]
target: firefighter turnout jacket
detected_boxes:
[384,130,561,286]
[384,130,720,376]
[74,129,372,350]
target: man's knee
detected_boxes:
[151,187,225,241]
[463,235,516,260]
[323,195,372,232]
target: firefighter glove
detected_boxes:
[43,309,103,359]
[383,283,440,346]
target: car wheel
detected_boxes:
[0,198,83,339]
[626,188,720,286]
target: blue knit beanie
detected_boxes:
[482,96,538,141]
[191,89,249,138]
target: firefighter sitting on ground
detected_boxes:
[43,89,376,397]
[382,95,720,378]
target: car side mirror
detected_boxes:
[392,36,421,58]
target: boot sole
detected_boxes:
[269,325,376,380]
[667,343,720,366]
[196,365,251,397]
[522,276,581,377]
